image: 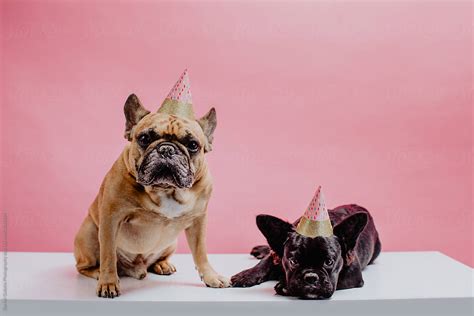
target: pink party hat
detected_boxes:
[296,186,334,237]
[157,69,195,119]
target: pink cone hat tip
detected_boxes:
[166,68,193,104]
[296,185,333,237]
[302,185,330,222]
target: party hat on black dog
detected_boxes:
[296,186,333,237]
[157,69,195,119]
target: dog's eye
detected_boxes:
[187,140,199,152]
[324,259,334,267]
[137,134,151,148]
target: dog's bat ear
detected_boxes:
[124,94,150,141]
[333,212,368,254]
[197,107,217,152]
[256,215,293,257]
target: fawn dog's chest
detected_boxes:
[116,190,197,260]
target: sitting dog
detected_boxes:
[231,204,381,299]
[74,70,230,298]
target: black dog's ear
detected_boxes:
[124,94,150,141]
[256,215,293,257]
[333,212,368,254]
[197,108,217,152]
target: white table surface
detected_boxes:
[1,251,473,315]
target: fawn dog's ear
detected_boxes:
[197,107,217,152]
[124,94,150,141]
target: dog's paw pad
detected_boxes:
[153,261,177,275]
[203,273,231,288]
[96,281,121,298]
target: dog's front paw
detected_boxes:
[96,277,121,298]
[231,270,262,288]
[202,272,231,288]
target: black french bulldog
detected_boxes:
[231,204,381,299]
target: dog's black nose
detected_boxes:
[304,273,319,284]
[158,144,175,157]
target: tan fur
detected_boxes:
[74,99,228,298]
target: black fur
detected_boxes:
[231,204,381,299]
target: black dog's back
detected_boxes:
[250,204,381,268]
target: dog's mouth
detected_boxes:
[287,277,335,300]
[298,285,334,300]
[151,165,182,188]
[137,146,194,189]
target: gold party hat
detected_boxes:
[157,69,195,119]
[296,186,333,237]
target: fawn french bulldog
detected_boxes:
[74,70,230,298]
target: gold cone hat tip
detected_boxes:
[296,186,333,237]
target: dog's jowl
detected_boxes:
[74,70,230,298]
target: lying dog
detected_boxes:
[231,205,381,299]
[74,88,230,298]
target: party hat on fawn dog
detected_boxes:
[157,69,195,119]
[296,186,334,237]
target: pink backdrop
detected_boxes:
[1,1,472,266]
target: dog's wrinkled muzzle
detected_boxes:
[137,142,194,188]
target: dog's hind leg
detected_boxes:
[152,260,177,275]
[250,245,270,259]
[369,237,381,265]
[74,215,100,279]
[337,262,364,290]
[118,253,148,280]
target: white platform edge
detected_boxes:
[1,251,473,316]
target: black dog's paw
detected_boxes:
[274,281,289,296]
[231,270,263,288]
[250,245,270,259]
